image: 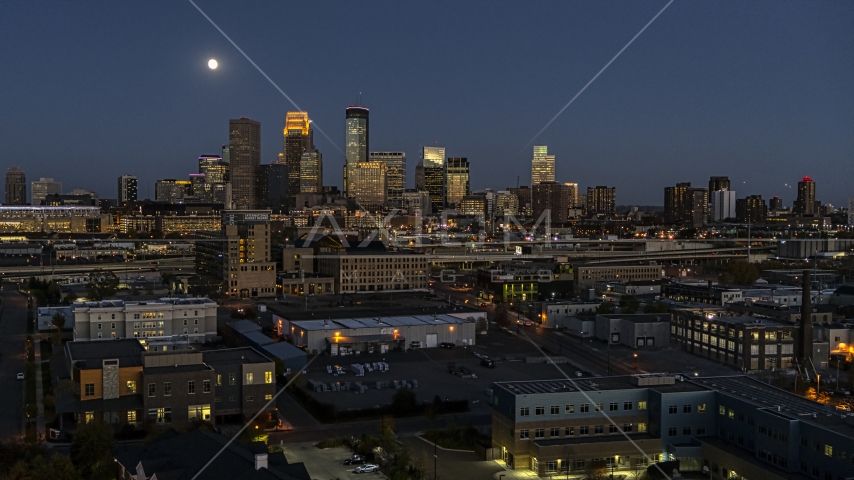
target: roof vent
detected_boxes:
[254,453,268,470]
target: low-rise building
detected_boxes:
[539,302,600,328]
[573,264,662,293]
[316,244,428,294]
[594,314,671,348]
[662,282,743,306]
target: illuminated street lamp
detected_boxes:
[633,353,638,369]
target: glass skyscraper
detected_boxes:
[283,111,313,205]
[343,106,369,197]
[228,117,261,210]
[370,152,406,208]
[531,145,555,185]
[445,157,470,209]
[421,146,446,212]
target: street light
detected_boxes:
[633,353,638,370]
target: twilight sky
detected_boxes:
[1,1,852,206]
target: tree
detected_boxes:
[25,453,82,480]
[494,304,511,328]
[70,420,115,479]
[595,302,615,315]
[723,261,761,285]
[585,458,608,480]
[643,302,669,314]
[391,389,418,416]
[619,295,639,314]
[85,269,119,301]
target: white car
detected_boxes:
[354,464,380,474]
[16,373,24,380]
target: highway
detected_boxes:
[0,258,195,281]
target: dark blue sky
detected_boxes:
[1,1,852,206]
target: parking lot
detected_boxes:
[278,442,388,480]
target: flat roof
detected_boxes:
[202,347,271,365]
[277,305,480,322]
[599,314,670,324]
[326,334,400,343]
[145,364,212,374]
[66,339,145,369]
[293,314,475,331]
[707,315,794,327]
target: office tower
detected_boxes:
[343,106,369,197]
[495,191,519,217]
[769,196,783,211]
[117,174,138,204]
[460,194,487,217]
[189,174,207,202]
[708,176,731,193]
[258,164,288,213]
[198,155,230,205]
[370,152,405,208]
[403,189,432,216]
[664,183,691,223]
[420,146,445,212]
[155,179,192,203]
[586,186,616,215]
[299,149,323,194]
[794,176,816,215]
[509,186,532,217]
[283,112,313,202]
[4,167,26,205]
[736,195,767,224]
[531,146,555,185]
[30,177,62,205]
[348,161,387,211]
[229,118,261,210]
[532,182,570,223]
[564,182,579,208]
[221,145,230,164]
[710,189,737,222]
[444,157,470,209]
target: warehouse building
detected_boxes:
[287,313,481,354]
[594,314,671,349]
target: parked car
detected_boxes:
[410,341,422,349]
[355,464,380,473]
[836,404,851,412]
[16,373,24,380]
[480,358,495,368]
[439,342,455,349]
[524,321,532,327]
[344,455,365,465]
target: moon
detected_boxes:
[208,59,218,70]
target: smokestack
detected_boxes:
[799,270,813,361]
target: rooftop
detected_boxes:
[598,314,670,324]
[275,304,481,322]
[145,364,213,375]
[293,314,476,331]
[66,339,145,369]
[72,297,216,310]
[202,347,272,365]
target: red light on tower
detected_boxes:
[802,176,814,182]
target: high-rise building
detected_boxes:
[769,196,784,211]
[794,176,816,216]
[531,146,555,185]
[420,146,446,213]
[30,178,62,205]
[709,176,731,193]
[189,174,207,202]
[736,195,767,224]
[532,182,570,223]
[370,152,406,208]
[258,163,288,213]
[710,189,737,222]
[343,106,369,197]
[348,161,387,211]
[155,179,192,203]
[664,183,707,227]
[117,174,138,204]
[299,149,323,194]
[198,155,230,206]
[4,167,26,205]
[444,157,470,209]
[495,191,519,217]
[509,186,532,217]
[221,145,230,164]
[664,183,691,223]
[229,118,261,210]
[283,112,313,204]
[402,189,431,216]
[586,186,616,215]
[564,182,579,208]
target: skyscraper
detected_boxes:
[533,182,570,223]
[258,163,288,213]
[370,152,406,208]
[30,178,62,205]
[283,112,313,204]
[531,146,555,185]
[198,155,230,206]
[5,167,26,205]
[564,182,579,208]
[343,106,369,197]
[710,189,737,222]
[420,146,445,211]
[736,195,767,224]
[444,158,470,209]
[586,186,616,215]
[348,161,387,211]
[664,182,706,227]
[229,118,261,210]
[155,179,192,203]
[117,174,138,204]
[769,196,784,211]
[509,186,532,217]
[708,176,731,193]
[794,176,816,216]
[299,149,323,194]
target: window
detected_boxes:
[188,404,211,422]
[84,384,95,396]
[579,426,589,435]
[638,401,647,410]
[535,429,544,439]
[594,425,603,434]
[594,403,603,412]
[697,403,707,413]
[228,395,236,402]
[624,402,633,410]
[229,373,236,385]
[580,404,590,413]
[203,380,210,393]
[215,397,222,403]
[183,319,188,326]
[164,382,172,396]
[683,427,692,435]
[111,322,116,329]
[668,428,677,437]
[126,381,136,394]
[566,404,575,414]
[148,383,155,397]
[638,423,647,432]
[245,372,254,385]
[520,430,529,439]
[264,394,273,400]
[623,423,633,433]
[520,407,529,416]
[186,380,194,394]
[149,407,171,423]
[609,402,619,411]
[609,424,618,434]
[565,427,575,436]
[550,405,559,415]
[683,405,692,413]
[265,371,273,384]
[97,323,102,330]
[719,405,726,415]
[127,411,137,423]
[544,461,557,474]
[728,409,735,419]
[669,405,678,414]
[246,395,254,402]
[535,406,545,416]
[216,374,222,386]
[194,319,198,325]
[826,445,833,457]
[697,426,706,435]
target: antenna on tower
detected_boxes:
[517,175,520,189]
[358,92,362,105]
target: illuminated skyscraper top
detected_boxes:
[285,111,310,136]
[531,145,555,185]
[345,106,369,165]
[422,146,445,168]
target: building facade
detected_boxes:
[794,176,816,216]
[736,195,767,224]
[710,190,736,222]
[5,167,26,205]
[370,152,405,208]
[198,155,230,206]
[229,118,261,210]
[444,157,470,209]
[343,106,369,197]
[299,149,322,194]
[586,186,616,215]
[531,145,555,185]
[532,182,570,224]
[316,249,428,294]
[30,177,62,205]
[573,264,662,292]
[118,174,138,204]
[155,179,192,204]
[347,161,387,211]
[283,111,313,205]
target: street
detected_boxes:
[0,285,27,441]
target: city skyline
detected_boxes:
[1,1,852,205]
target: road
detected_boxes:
[0,285,28,441]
